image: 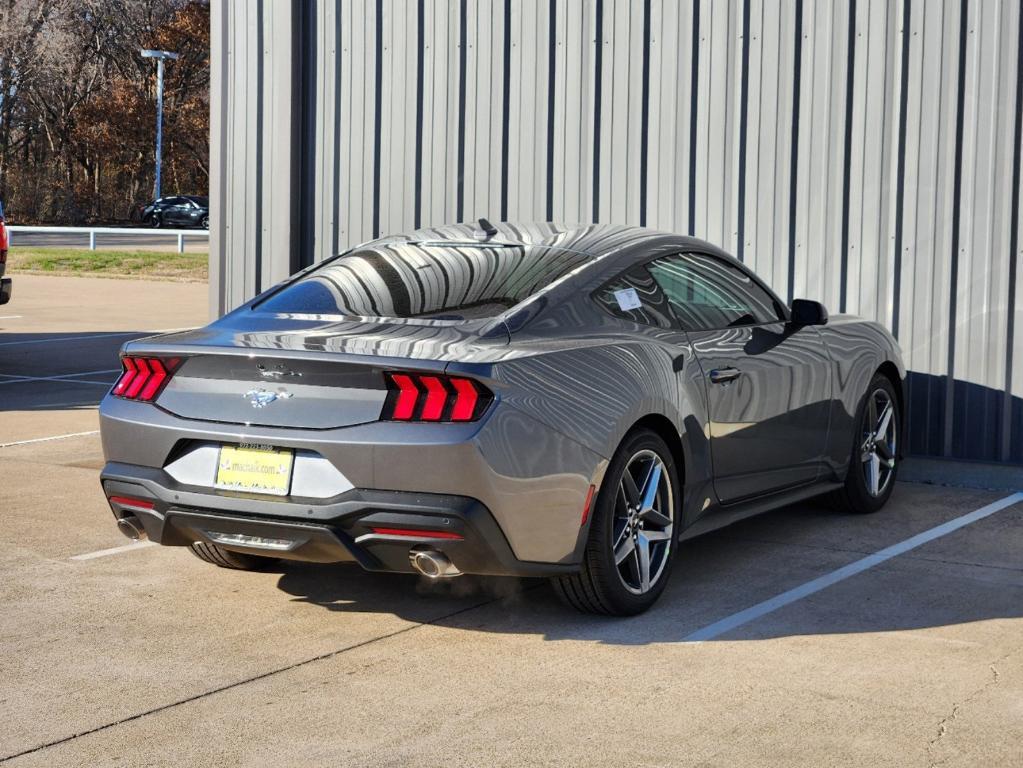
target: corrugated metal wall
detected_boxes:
[211,0,1023,466]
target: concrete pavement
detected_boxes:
[1,275,1020,767]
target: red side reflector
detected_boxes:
[419,376,447,421]
[580,484,596,526]
[108,495,156,510]
[369,527,464,540]
[450,378,479,421]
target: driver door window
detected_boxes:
[647,252,782,331]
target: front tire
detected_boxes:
[831,373,900,514]
[552,428,679,616]
[189,541,278,571]
[147,214,162,229]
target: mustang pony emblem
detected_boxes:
[244,389,293,409]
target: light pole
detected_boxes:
[141,49,179,201]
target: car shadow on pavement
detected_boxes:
[274,486,1023,644]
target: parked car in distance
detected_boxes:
[98,221,906,616]
[141,195,209,230]
[0,198,11,305]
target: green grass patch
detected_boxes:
[7,247,208,281]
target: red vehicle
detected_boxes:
[0,199,10,305]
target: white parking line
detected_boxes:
[0,368,120,386]
[685,492,1023,642]
[0,430,100,448]
[70,540,157,561]
[0,315,22,320]
[0,331,144,347]
[0,327,192,347]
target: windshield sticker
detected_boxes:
[614,287,642,312]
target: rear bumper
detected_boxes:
[99,395,604,564]
[0,277,10,305]
[101,461,577,578]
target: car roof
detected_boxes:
[371,221,714,260]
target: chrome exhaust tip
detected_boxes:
[116,515,147,541]
[409,549,461,578]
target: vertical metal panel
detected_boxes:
[551,0,596,223]
[505,1,551,223]
[212,0,1023,466]
[645,0,694,232]
[210,0,299,315]
[419,0,460,228]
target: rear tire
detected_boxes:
[830,373,900,514]
[189,541,278,571]
[552,428,679,616]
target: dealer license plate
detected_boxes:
[215,444,294,496]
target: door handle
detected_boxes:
[709,367,741,384]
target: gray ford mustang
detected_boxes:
[99,222,904,615]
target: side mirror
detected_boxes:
[790,298,828,326]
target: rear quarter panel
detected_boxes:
[480,298,714,531]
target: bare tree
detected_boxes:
[0,0,208,224]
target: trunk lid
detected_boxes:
[124,314,509,429]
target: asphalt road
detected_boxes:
[1,274,1021,767]
[8,228,208,252]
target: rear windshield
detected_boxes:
[256,242,590,321]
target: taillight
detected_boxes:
[112,356,181,402]
[382,372,493,422]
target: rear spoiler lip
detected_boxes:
[119,339,454,375]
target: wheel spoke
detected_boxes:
[867,453,881,496]
[642,528,671,542]
[614,533,636,565]
[612,520,630,551]
[868,394,877,429]
[640,508,671,527]
[620,470,641,508]
[875,439,894,463]
[636,533,652,592]
[639,460,663,513]
[876,400,893,438]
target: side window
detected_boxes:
[647,252,782,331]
[592,265,675,329]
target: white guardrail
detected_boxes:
[5,225,210,254]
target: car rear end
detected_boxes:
[98,232,606,578]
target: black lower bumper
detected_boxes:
[0,277,10,306]
[101,462,575,578]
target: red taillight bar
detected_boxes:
[382,372,493,422]
[112,356,181,402]
[389,373,419,420]
[420,376,447,420]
